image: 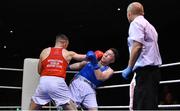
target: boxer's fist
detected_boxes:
[95,50,104,60]
[86,51,99,70]
[86,51,96,60]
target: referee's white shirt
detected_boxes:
[128,16,162,69]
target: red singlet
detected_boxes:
[41,48,68,79]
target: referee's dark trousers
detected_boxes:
[133,66,161,110]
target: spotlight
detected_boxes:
[117,8,120,11]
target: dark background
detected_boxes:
[0,0,180,109]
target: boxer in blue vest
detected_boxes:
[68,48,119,111]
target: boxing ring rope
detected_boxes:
[0,86,22,89]
[114,61,180,74]
[0,62,180,109]
[97,79,180,89]
[0,67,23,71]
[98,104,180,109]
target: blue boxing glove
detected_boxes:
[122,66,133,79]
[86,51,100,70]
[86,51,96,60]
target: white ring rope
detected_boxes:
[98,84,130,89]
[67,70,79,74]
[1,104,179,109]
[98,105,129,109]
[0,86,22,89]
[158,104,180,108]
[160,79,180,84]
[0,67,23,71]
[97,79,180,89]
[160,62,180,68]
[98,104,180,109]
[114,62,180,74]
[0,106,21,109]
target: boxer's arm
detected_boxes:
[63,49,86,63]
[38,48,50,74]
[67,50,103,70]
[68,61,87,70]
[66,50,103,62]
[69,51,86,61]
[94,67,114,81]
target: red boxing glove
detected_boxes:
[95,50,104,60]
